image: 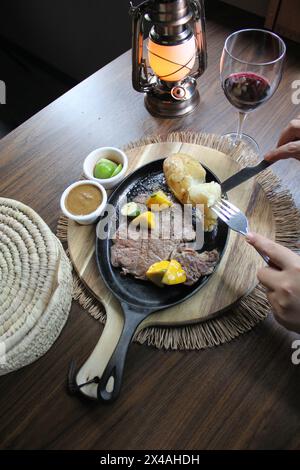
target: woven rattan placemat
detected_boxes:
[57,132,300,350]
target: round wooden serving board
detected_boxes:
[69,141,275,398]
[68,141,275,329]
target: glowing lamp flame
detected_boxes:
[147,36,196,82]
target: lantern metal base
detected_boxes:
[144,87,200,118]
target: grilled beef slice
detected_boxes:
[172,247,219,285]
[111,193,217,283]
[111,225,179,279]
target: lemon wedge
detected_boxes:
[146,190,173,212]
[131,211,156,230]
[146,259,187,287]
[162,259,186,285]
[146,260,170,287]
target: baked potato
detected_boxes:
[163,153,221,231]
[188,181,221,207]
[163,153,206,204]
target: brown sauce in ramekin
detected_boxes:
[66,184,102,215]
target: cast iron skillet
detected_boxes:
[95,158,228,402]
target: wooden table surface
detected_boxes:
[1,19,300,450]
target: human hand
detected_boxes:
[264,117,300,163]
[246,232,300,333]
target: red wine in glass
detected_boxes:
[220,29,286,152]
[223,73,271,112]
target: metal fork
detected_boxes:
[211,199,271,265]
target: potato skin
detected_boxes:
[163,153,221,232]
[163,153,206,204]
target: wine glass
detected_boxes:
[220,29,286,153]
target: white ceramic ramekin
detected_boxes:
[83,146,128,189]
[60,180,107,225]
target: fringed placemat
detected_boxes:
[56,131,300,350]
[0,198,73,374]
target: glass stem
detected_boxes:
[235,111,247,144]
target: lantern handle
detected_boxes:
[130,1,154,93]
[189,0,207,78]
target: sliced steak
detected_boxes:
[172,247,219,285]
[111,192,210,282]
[111,226,179,279]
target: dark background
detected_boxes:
[0,0,268,137]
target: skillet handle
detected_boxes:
[97,303,148,403]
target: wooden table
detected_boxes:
[1,19,300,450]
